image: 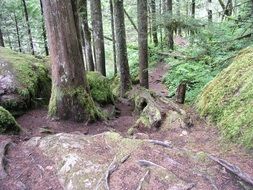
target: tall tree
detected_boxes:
[113,0,132,96]
[81,0,95,71]
[90,0,106,76]
[13,11,22,52]
[207,0,212,22]
[166,0,174,49]
[191,0,195,18]
[42,0,96,122]
[151,0,158,46]
[0,28,4,47]
[110,0,117,75]
[39,0,49,56]
[21,0,35,55]
[138,0,149,88]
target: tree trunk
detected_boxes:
[177,0,182,36]
[90,0,106,76]
[110,0,117,75]
[207,0,212,22]
[151,0,158,46]
[166,0,174,50]
[39,0,49,56]
[176,83,186,104]
[191,0,195,18]
[0,28,4,47]
[138,0,149,89]
[14,12,22,52]
[159,0,163,49]
[113,0,132,96]
[42,0,97,122]
[82,0,95,71]
[21,0,35,55]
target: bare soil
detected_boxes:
[0,60,253,190]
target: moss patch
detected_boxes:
[196,47,253,148]
[0,47,51,114]
[87,72,114,104]
[0,106,21,134]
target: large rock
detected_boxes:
[25,132,194,190]
[0,48,51,116]
[197,47,253,148]
[0,106,20,134]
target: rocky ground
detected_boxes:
[0,62,253,190]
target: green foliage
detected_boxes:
[0,106,21,134]
[197,47,253,148]
[87,71,114,104]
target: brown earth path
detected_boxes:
[0,61,253,190]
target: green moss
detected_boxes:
[87,72,114,104]
[110,75,120,97]
[0,106,21,134]
[196,47,253,148]
[0,47,51,113]
[48,86,104,122]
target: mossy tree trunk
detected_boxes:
[138,0,149,89]
[0,28,4,47]
[166,0,174,50]
[42,0,97,122]
[113,0,132,96]
[90,0,106,76]
[21,0,34,55]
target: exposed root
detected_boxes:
[136,170,150,190]
[138,159,165,169]
[148,139,172,148]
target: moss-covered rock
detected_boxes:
[0,47,51,116]
[0,106,20,134]
[197,47,253,148]
[87,72,114,104]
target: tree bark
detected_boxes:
[110,0,117,75]
[90,0,106,76]
[113,0,132,96]
[81,0,95,71]
[166,0,174,50]
[191,0,195,18]
[42,0,95,122]
[21,0,35,55]
[13,12,22,52]
[176,83,186,104]
[151,0,158,46]
[0,28,4,47]
[39,0,49,56]
[138,0,149,89]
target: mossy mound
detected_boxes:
[0,106,20,134]
[197,47,253,148]
[0,47,51,115]
[87,71,114,104]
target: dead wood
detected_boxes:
[148,139,172,148]
[136,170,150,190]
[209,155,253,187]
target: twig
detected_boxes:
[105,156,118,190]
[136,170,150,190]
[209,155,253,187]
[148,139,172,148]
[121,154,131,163]
[138,160,165,169]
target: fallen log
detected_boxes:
[209,155,253,187]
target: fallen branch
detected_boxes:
[209,155,253,187]
[136,170,150,190]
[138,160,165,169]
[148,139,172,148]
[105,156,118,190]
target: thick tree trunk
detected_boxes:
[14,12,22,52]
[39,0,49,56]
[90,0,106,76]
[0,28,4,47]
[113,0,132,96]
[191,0,195,18]
[21,0,35,55]
[42,0,96,122]
[151,0,158,46]
[167,0,174,50]
[138,0,149,89]
[82,0,95,71]
[110,0,117,75]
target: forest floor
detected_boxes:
[0,60,253,190]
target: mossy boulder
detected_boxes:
[0,47,51,116]
[197,47,253,148]
[0,106,20,134]
[87,71,114,104]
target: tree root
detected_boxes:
[138,159,165,169]
[147,139,172,148]
[209,155,253,187]
[136,170,150,190]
